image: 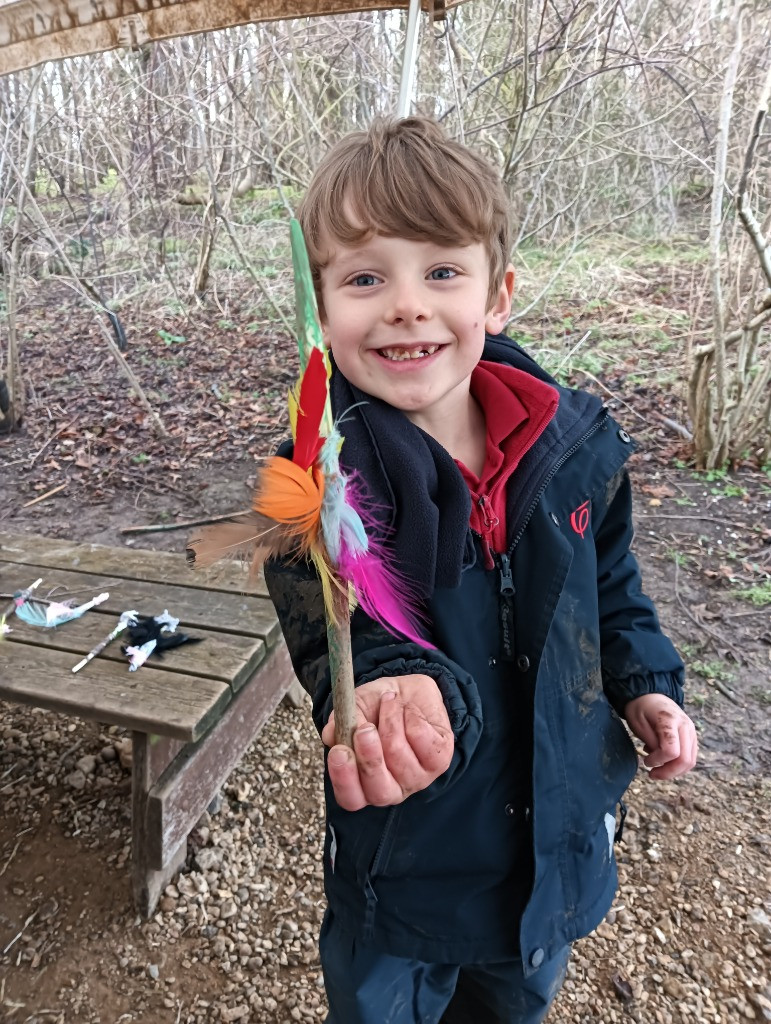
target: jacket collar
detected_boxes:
[329,333,603,596]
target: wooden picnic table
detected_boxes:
[0,530,300,917]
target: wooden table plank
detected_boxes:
[3,615,266,692]
[0,563,282,644]
[0,642,231,741]
[0,530,267,596]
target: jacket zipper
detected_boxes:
[364,807,398,935]
[506,413,608,557]
[496,413,608,662]
[498,551,516,661]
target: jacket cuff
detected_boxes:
[315,646,484,799]
[357,657,477,737]
[603,668,685,717]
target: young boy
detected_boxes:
[264,117,697,1024]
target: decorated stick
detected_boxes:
[187,222,429,750]
[290,218,357,748]
[72,609,138,673]
[1,577,42,623]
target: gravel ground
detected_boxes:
[1,687,770,1024]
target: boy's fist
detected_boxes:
[322,675,454,811]
[624,693,698,780]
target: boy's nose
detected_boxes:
[384,284,432,325]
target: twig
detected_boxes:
[653,413,693,441]
[640,512,760,531]
[2,907,39,955]
[711,678,743,706]
[0,775,28,796]
[57,738,83,765]
[120,510,251,535]
[571,368,647,423]
[0,828,33,877]
[21,483,67,508]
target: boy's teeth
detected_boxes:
[381,345,439,361]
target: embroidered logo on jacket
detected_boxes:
[570,500,591,538]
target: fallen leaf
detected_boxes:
[611,972,634,1004]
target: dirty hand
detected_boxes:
[624,693,698,780]
[321,675,454,812]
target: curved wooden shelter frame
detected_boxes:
[0,0,465,76]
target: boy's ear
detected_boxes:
[484,264,515,335]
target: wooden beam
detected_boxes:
[132,731,188,918]
[0,530,267,596]
[143,640,295,870]
[0,563,282,643]
[0,0,465,76]
[0,642,232,741]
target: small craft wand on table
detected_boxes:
[72,609,138,673]
[1,577,42,623]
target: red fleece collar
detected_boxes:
[456,360,559,553]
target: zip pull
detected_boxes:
[499,552,515,596]
[478,495,499,532]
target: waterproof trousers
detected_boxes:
[320,911,570,1024]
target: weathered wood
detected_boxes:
[282,676,308,709]
[0,563,281,643]
[0,643,231,741]
[0,531,301,918]
[0,530,267,595]
[132,732,188,918]
[4,614,265,692]
[0,0,461,77]
[145,642,295,868]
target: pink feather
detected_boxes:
[331,472,433,648]
[337,543,432,647]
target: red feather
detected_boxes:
[292,347,327,470]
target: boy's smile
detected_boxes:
[318,234,514,440]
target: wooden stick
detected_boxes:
[120,510,251,535]
[327,581,356,748]
[21,483,67,508]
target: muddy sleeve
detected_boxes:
[594,469,686,716]
[263,555,483,768]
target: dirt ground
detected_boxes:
[1,281,770,1023]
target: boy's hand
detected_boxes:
[322,675,454,812]
[624,693,698,780]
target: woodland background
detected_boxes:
[1,0,770,468]
[1,3,771,1023]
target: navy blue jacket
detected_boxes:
[264,333,685,973]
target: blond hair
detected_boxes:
[298,117,511,311]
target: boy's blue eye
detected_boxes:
[430,267,456,280]
[352,273,378,287]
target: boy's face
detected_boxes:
[318,232,514,432]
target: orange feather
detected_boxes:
[253,456,325,549]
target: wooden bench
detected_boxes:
[0,530,300,917]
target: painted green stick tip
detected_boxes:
[290,218,325,372]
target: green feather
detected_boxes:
[290,217,333,435]
[290,218,325,372]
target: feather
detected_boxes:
[14,592,109,628]
[186,511,297,575]
[291,347,329,471]
[252,457,325,545]
[337,545,428,645]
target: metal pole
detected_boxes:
[396,0,422,117]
